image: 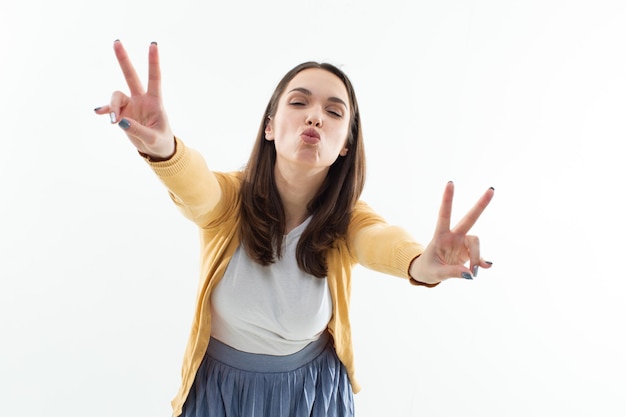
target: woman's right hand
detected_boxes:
[95,40,175,160]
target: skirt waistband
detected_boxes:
[206,331,331,373]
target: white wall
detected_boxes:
[1,0,624,416]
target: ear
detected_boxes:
[264,116,274,140]
[339,137,349,157]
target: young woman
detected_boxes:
[95,40,494,417]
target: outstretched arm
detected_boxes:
[95,40,227,227]
[94,40,175,160]
[409,181,494,285]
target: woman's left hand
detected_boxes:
[409,181,494,284]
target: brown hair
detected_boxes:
[239,61,366,278]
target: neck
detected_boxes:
[274,161,328,233]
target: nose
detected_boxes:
[306,109,323,127]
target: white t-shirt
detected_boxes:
[210,217,333,355]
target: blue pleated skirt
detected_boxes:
[180,331,354,417]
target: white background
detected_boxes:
[1,0,625,416]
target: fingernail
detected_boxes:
[119,119,130,130]
[485,261,493,266]
[151,41,158,45]
[109,112,117,123]
[462,272,473,280]
[489,186,495,191]
[94,107,102,112]
[472,265,479,277]
[114,39,120,43]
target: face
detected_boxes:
[265,68,351,173]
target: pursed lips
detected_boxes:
[301,128,321,144]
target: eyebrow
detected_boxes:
[288,87,348,109]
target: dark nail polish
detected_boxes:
[94,107,102,112]
[462,272,473,280]
[151,41,158,45]
[119,119,130,130]
[490,187,495,191]
[485,261,493,266]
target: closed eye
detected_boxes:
[327,108,343,118]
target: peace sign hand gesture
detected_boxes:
[409,182,495,284]
[94,40,175,160]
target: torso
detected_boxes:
[210,217,332,355]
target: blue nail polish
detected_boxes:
[472,265,479,277]
[119,119,130,130]
[462,272,473,280]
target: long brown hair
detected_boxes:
[239,62,366,278]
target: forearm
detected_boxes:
[146,137,223,225]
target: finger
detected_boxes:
[471,259,493,278]
[93,105,118,123]
[116,117,158,147]
[93,105,110,115]
[108,90,130,124]
[452,187,494,235]
[147,42,161,97]
[476,259,494,274]
[439,264,474,281]
[93,105,115,123]
[113,39,145,96]
[465,235,481,277]
[434,181,454,234]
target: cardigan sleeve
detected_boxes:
[347,201,439,287]
[142,137,240,229]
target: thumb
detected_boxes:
[117,117,155,144]
[440,264,475,281]
[117,117,175,159]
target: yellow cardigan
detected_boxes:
[146,139,433,417]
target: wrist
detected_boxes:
[139,136,177,162]
[408,255,441,287]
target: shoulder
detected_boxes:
[214,170,244,188]
[344,200,388,243]
[349,200,386,228]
